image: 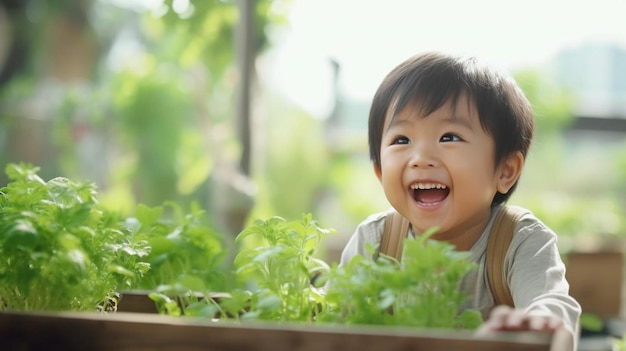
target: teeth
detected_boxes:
[410,183,447,190]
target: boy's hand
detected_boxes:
[479,305,563,332]
[477,305,575,351]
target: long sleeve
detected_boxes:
[339,210,387,266]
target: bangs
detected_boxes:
[385,78,468,127]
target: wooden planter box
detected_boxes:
[0,309,568,351]
[565,250,624,319]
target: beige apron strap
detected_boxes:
[486,205,528,307]
[379,209,410,261]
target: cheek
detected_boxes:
[379,149,397,172]
[448,154,498,186]
[380,150,408,177]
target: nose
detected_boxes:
[409,143,439,168]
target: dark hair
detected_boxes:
[368,51,534,205]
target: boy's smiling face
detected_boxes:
[375,94,521,247]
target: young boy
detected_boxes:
[339,51,581,348]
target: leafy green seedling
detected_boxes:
[320,227,482,329]
[131,201,228,294]
[0,163,150,311]
[233,214,334,322]
[159,213,481,331]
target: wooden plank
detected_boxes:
[565,251,623,318]
[116,290,158,314]
[116,290,235,315]
[0,310,556,351]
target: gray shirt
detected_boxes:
[339,205,581,335]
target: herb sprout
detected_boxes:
[0,163,150,311]
[233,214,333,322]
[321,228,482,329]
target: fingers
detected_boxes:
[481,305,564,332]
[528,314,563,331]
[485,305,526,331]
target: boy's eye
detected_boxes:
[392,136,410,145]
[440,133,462,142]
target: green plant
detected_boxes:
[0,161,482,330]
[232,214,333,322]
[148,214,332,320]
[129,202,228,291]
[156,214,481,330]
[320,229,482,329]
[0,163,150,311]
[615,334,626,351]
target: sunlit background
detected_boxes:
[1,0,625,265]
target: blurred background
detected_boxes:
[0,0,625,267]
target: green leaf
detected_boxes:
[184,302,219,319]
[66,249,89,269]
[256,294,281,311]
[3,219,39,250]
[580,313,604,332]
[178,274,207,292]
[377,289,395,310]
[147,236,177,256]
[4,163,44,184]
[135,204,164,226]
[109,265,137,278]
[218,290,251,317]
[149,292,182,316]
[455,309,483,329]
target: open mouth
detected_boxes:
[410,183,450,205]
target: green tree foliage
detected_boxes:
[0,0,289,217]
[254,102,330,220]
[511,69,626,246]
[112,64,195,206]
[514,69,576,136]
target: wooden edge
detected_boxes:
[116,290,235,314]
[116,290,158,313]
[0,310,555,351]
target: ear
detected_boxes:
[496,151,524,194]
[373,163,383,182]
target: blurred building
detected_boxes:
[553,43,626,134]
